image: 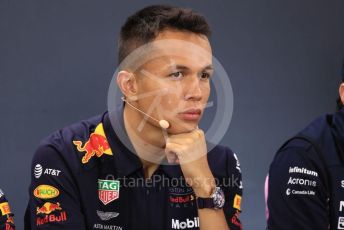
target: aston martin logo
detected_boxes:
[96,210,119,221]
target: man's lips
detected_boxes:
[178,109,202,121]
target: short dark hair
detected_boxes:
[118,5,211,66]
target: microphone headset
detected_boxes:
[121,97,170,129]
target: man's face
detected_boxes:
[133,29,213,134]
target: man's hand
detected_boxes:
[165,128,231,230]
[165,128,215,197]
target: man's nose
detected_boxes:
[184,76,202,101]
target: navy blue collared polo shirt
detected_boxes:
[24,106,243,230]
[267,109,344,229]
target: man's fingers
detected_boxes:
[167,129,204,144]
[165,128,206,164]
[165,142,180,164]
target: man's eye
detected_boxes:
[169,72,183,79]
[200,72,211,80]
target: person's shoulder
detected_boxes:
[279,138,314,154]
[208,144,236,160]
[275,112,332,161]
[275,112,331,163]
[32,113,106,170]
[0,188,5,202]
[207,143,241,177]
[270,135,325,178]
[273,136,320,166]
[40,113,105,149]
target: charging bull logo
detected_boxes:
[37,202,62,215]
[73,123,113,164]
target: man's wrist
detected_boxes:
[193,180,216,198]
[196,187,226,210]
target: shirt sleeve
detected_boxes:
[25,143,86,230]
[223,149,243,230]
[0,189,15,230]
[267,142,329,230]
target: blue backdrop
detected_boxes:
[1,0,344,229]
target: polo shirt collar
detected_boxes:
[103,104,142,178]
[103,104,184,179]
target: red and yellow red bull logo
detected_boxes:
[0,204,14,230]
[73,123,113,164]
[37,202,62,215]
[36,202,67,226]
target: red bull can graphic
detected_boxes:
[73,123,113,164]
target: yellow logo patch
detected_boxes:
[233,194,242,211]
[0,202,11,216]
[33,185,60,199]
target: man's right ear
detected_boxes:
[339,83,344,105]
[116,70,138,101]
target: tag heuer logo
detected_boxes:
[98,179,120,205]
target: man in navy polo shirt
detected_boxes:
[266,59,344,229]
[25,5,242,230]
[0,189,15,230]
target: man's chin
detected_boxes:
[167,122,198,134]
